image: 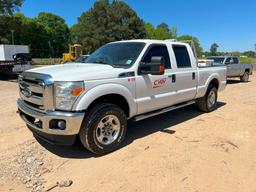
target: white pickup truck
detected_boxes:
[17,40,226,154]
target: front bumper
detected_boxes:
[17,99,84,145]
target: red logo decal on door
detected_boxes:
[153,78,167,88]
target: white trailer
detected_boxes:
[0,45,31,74]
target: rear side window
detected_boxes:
[172,45,191,68]
[142,45,171,69]
[233,57,239,64]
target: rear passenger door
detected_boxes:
[171,45,198,103]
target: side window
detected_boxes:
[142,45,171,69]
[225,57,231,64]
[233,57,239,64]
[172,45,191,68]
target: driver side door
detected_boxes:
[226,57,237,77]
[135,44,176,114]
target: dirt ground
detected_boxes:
[0,74,256,192]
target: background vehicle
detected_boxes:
[12,53,32,74]
[0,44,31,75]
[61,44,83,63]
[17,40,226,155]
[208,56,253,82]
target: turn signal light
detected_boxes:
[160,64,165,73]
[72,87,84,96]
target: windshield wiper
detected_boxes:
[88,61,127,68]
[89,61,108,64]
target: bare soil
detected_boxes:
[0,75,256,192]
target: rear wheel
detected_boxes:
[79,103,127,155]
[197,85,218,112]
[240,71,249,82]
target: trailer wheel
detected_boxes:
[240,71,249,82]
[79,103,127,155]
[197,85,218,112]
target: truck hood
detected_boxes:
[27,63,127,81]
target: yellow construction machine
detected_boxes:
[61,44,82,63]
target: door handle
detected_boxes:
[168,74,176,83]
[192,72,195,80]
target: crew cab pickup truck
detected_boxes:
[17,40,226,155]
[208,56,253,82]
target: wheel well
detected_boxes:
[87,94,130,117]
[209,78,219,90]
[245,69,250,73]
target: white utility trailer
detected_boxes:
[0,45,31,75]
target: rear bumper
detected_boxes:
[17,99,84,145]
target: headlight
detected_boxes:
[55,81,84,111]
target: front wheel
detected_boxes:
[197,85,218,112]
[79,103,127,155]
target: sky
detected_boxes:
[19,0,256,52]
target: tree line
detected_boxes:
[0,0,255,58]
[202,43,256,58]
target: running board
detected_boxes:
[133,101,196,122]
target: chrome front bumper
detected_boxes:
[17,99,84,137]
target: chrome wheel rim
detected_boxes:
[207,90,216,108]
[96,115,121,145]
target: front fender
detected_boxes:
[72,83,136,118]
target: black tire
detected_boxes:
[79,103,127,155]
[240,71,249,82]
[197,85,218,112]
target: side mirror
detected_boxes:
[139,56,165,75]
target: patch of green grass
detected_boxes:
[239,57,256,64]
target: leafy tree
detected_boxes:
[144,22,155,39]
[177,35,203,56]
[0,14,22,43]
[144,22,177,40]
[0,0,23,15]
[71,0,146,53]
[37,12,70,57]
[210,43,219,56]
[0,12,69,57]
[243,51,255,58]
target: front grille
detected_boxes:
[19,72,54,112]
[23,100,41,110]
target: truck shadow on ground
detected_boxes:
[0,74,18,82]
[227,79,250,84]
[36,102,226,159]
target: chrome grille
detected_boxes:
[18,72,54,112]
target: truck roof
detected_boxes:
[109,39,189,46]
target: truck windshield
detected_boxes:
[86,42,145,67]
[208,57,225,64]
